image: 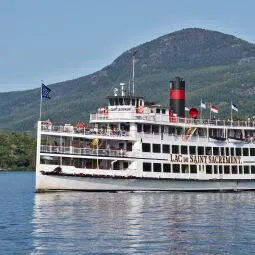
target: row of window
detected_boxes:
[142,143,255,156]
[143,162,255,175]
[137,124,255,139]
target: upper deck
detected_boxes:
[90,81,255,129]
[90,111,255,129]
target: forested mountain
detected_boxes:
[1,28,255,132]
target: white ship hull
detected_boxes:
[36,173,255,192]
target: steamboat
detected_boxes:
[36,62,255,192]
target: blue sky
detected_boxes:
[0,0,255,92]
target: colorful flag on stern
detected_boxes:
[200,100,206,109]
[231,103,239,112]
[42,84,51,99]
[210,104,218,113]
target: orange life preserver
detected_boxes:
[76,122,86,129]
[136,106,144,114]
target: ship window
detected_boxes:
[172,145,179,154]
[119,98,124,105]
[168,127,175,135]
[113,161,120,170]
[120,123,130,132]
[231,147,235,156]
[162,109,166,114]
[162,144,170,153]
[236,148,241,156]
[232,166,238,174]
[251,165,255,174]
[156,108,160,114]
[173,164,180,173]
[243,148,249,156]
[181,146,188,154]
[239,166,243,174]
[213,165,218,174]
[220,148,224,156]
[137,124,142,132]
[109,99,114,106]
[224,165,230,174]
[143,162,152,172]
[205,147,212,155]
[251,148,255,156]
[127,142,132,151]
[190,165,197,174]
[62,157,71,166]
[189,146,196,155]
[219,165,223,174]
[114,98,118,105]
[244,166,249,174]
[213,147,219,156]
[198,146,204,155]
[143,124,151,133]
[152,125,159,134]
[181,164,189,174]
[176,127,182,135]
[206,165,212,174]
[119,143,124,149]
[153,163,161,172]
[163,164,171,173]
[123,162,129,169]
[124,98,131,105]
[40,156,60,165]
[153,144,161,153]
[142,143,151,152]
[132,99,136,106]
[225,147,230,156]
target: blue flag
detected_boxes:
[231,103,238,112]
[42,84,51,99]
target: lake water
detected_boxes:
[0,172,255,254]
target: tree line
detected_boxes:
[0,132,36,170]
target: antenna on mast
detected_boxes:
[132,49,137,96]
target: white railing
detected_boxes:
[41,124,130,137]
[41,125,255,144]
[90,113,255,128]
[40,145,127,157]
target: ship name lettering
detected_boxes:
[171,154,242,164]
[170,154,183,162]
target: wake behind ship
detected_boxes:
[36,70,255,192]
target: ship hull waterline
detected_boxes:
[36,174,255,192]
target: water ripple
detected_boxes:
[1,173,255,254]
[29,192,255,255]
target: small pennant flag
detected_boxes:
[200,100,206,109]
[185,106,190,111]
[231,103,239,112]
[42,84,51,99]
[210,104,218,113]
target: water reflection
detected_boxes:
[31,192,255,254]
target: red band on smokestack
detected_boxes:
[170,89,185,100]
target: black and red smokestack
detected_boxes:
[169,76,185,119]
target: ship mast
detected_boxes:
[132,50,137,96]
